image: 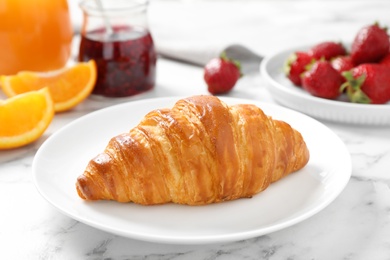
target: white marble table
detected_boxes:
[2,0,390,259]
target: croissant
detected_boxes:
[76,95,309,205]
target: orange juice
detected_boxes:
[0,0,73,75]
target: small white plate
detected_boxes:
[260,45,390,125]
[32,97,351,244]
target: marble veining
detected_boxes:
[2,0,390,259]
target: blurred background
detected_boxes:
[68,0,390,60]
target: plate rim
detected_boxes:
[32,96,352,244]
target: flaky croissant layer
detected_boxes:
[76,95,310,205]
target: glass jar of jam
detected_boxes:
[78,0,156,97]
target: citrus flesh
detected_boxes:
[1,60,97,112]
[0,88,54,149]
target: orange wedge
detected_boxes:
[1,60,97,112]
[0,88,54,149]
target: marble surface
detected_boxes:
[2,0,390,259]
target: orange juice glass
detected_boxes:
[0,0,73,75]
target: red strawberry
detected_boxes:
[342,64,390,104]
[308,41,347,60]
[350,23,390,65]
[331,56,355,74]
[301,60,344,99]
[204,53,242,94]
[284,51,312,86]
[379,52,390,67]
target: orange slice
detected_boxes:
[1,60,97,112]
[0,88,54,149]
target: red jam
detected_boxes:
[78,26,156,97]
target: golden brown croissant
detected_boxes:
[76,95,309,205]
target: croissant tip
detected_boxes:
[76,175,88,200]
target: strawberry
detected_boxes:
[284,51,312,86]
[379,52,390,67]
[301,60,344,99]
[308,41,347,60]
[331,56,355,74]
[350,23,390,65]
[341,64,390,104]
[204,53,242,94]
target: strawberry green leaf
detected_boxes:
[341,71,371,103]
[283,53,297,75]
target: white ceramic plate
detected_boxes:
[260,45,390,125]
[32,97,351,244]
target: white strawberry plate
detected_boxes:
[261,45,390,125]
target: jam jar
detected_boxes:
[78,0,156,97]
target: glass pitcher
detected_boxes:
[0,0,73,75]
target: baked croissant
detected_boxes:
[76,95,309,205]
